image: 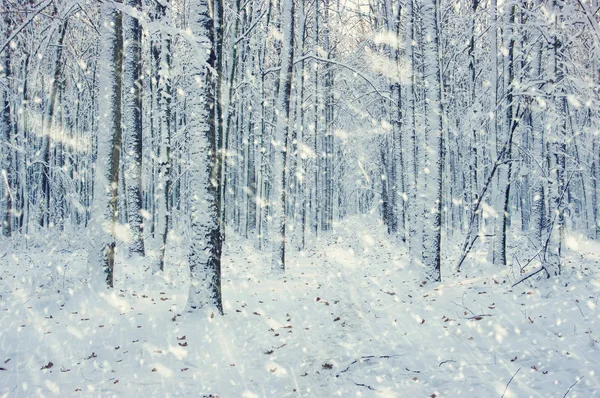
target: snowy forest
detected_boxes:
[1,0,599,396]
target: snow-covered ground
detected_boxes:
[1,217,599,397]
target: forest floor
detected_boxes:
[1,216,599,397]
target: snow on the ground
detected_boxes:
[1,217,599,397]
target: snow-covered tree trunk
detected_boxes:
[93,1,124,287]
[122,0,145,256]
[406,0,421,262]
[40,13,67,228]
[156,1,172,272]
[494,2,517,267]
[271,0,294,272]
[1,10,12,237]
[186,0,223,314]
[321,0,334,233]
[421,0,443,281]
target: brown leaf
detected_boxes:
[178,342,188,347]
[177,335,186,340]
[253,312,261,316]
[510,356,517,362]
[41,361,53,370]
[334,317,341,322]
[264,350,274,355]
[113,380,119,384]
[181,368,189,372]
[420,319,425,324]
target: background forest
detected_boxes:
[1,0,600,396]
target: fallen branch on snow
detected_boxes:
[337,355,403,376]
[511,266,550,287]
[563,376,584,397]
[439,359,456,367]
[354,382,378,391]
[501,367,521,398]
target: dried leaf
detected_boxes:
[41,361,53,370]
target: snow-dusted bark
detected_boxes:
[494,3,517,267]
[321,0,334,233]
[271,0,294,272]
[420,0,443,281]
[122,0,145,256]
[40,13,67,228]
[155,1,172,272]
[186,0,223,314]
[93,1,124,287]
[1,14,12,237]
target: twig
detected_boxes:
[338,355,402,375]
[501,367,521,398]
[467,314,492,320]
[0,0,54,55]
[439,359,456,367]
[574,301,587,321]
[563,376,584,397]
[354,382,377,391]
[511,266,549,287]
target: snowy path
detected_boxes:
[1,227,599,397]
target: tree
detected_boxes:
[420,0,443,281]
[186,0,224,314]
[271,0,295,272]
[94,0,124,287]
[122,0,145,256]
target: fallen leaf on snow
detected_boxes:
[41,362,53,370]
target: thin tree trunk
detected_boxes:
[271,0,295,272]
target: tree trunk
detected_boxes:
[271,0,295,272]
[186,0,223,314]
[123,0,145,256]
[94,1,124,288]
[421,0,443,281]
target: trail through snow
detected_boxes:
[1,218,599,397]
